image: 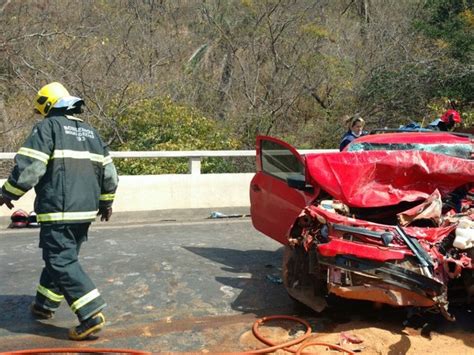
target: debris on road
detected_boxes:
[209,211,250,219]
[266,274,283,284]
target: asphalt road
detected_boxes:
[1,217,472,353]
[0,218,294,352]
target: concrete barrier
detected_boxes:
[0,173,254,217]
[0,148,335,218]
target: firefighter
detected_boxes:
[428,109,462,131]
[0,82,119,340]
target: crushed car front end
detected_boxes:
[285,204,473,320]
[283,149,473,320]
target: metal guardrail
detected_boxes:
[0,149,337,175]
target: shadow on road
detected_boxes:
[183,245,474,351]
[0,294,69,340]
[183,246,294,316]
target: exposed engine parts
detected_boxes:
[285,197,473,321]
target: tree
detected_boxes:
[357,0,473,128]
[416,0,473,63]
[0,0,471,160]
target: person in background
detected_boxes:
[428,109,462,131]
[339,116,366,151]
[0,82,118,340]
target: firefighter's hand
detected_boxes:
[97,206,112,221]
[0,195,14,209]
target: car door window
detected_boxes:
[261,140,304,181]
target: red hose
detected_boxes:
[250,315,354,354]
[250,315,312,353]
[1,348,150,355]
[4,316,354,354]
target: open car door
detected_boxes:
[250,136,319,245]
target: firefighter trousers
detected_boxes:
[35,223,106,321]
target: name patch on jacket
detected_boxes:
[63,125,95,141]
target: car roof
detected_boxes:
[352,131,472,145]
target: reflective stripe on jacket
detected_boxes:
[1,115,118,224]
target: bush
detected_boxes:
[109,97,240,174]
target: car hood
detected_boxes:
[305,150,474,208]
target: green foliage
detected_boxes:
[300,24,330,39]
[359,0,473,126]
[360,59,473,127]
[361,64,432,113]
[109,97,240,175]
[415,0,473,63]
[3,0,474,161]
[461,110,474,127]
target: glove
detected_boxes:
[0,195,14,209]
[97,206,112,221]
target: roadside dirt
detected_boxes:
[0,304,471,354]
[237,302,473,354]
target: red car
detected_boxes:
[250,132,473,320]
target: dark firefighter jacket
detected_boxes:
[1,115,118,224]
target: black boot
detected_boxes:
[68,312,105,340]
[30,302,55,319]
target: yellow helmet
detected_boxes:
[34,82,70,116]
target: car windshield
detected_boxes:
[347,142,472,159]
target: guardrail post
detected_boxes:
[189,157,201,175]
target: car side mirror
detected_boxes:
[287,174,314,193]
